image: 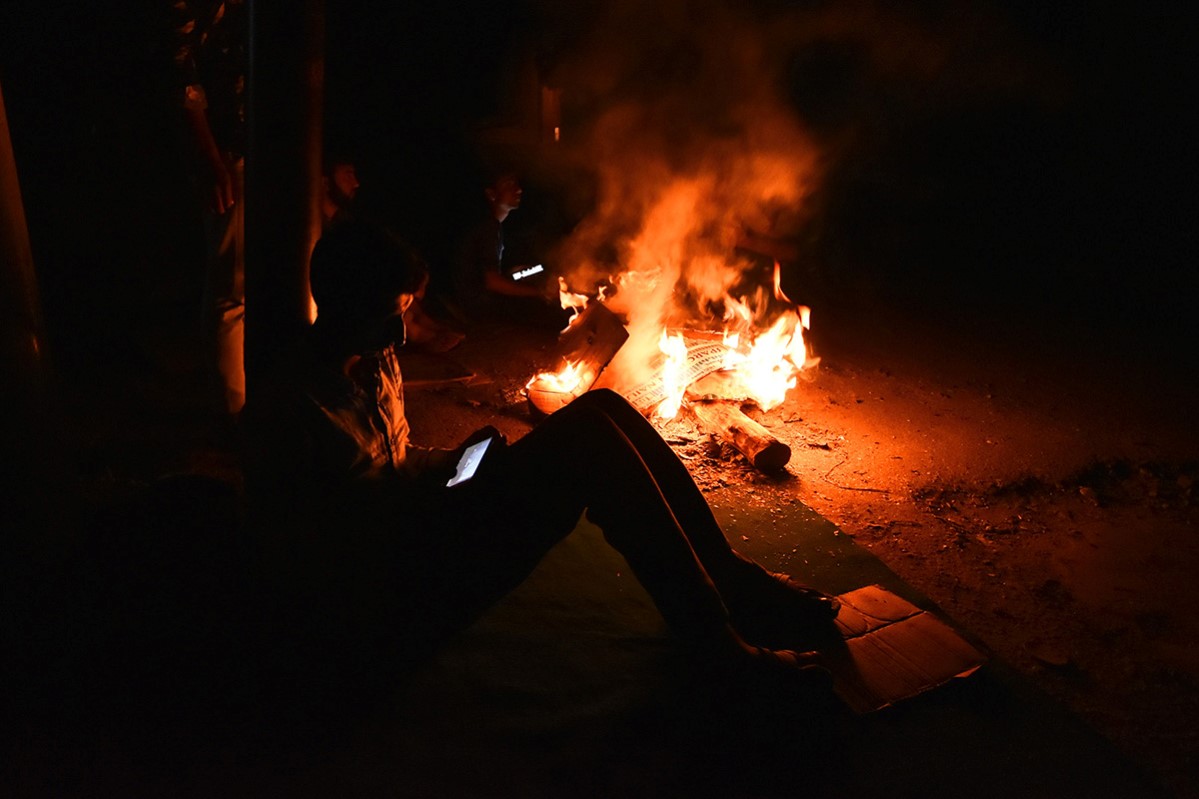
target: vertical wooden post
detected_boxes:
[1,77,59,530]
[0,79,48,400]
[244,0,325,395]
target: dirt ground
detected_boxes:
[399,293,1199,798]
[48,281,1196,796]
[771,299,1199,797]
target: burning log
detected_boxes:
[691,401,791,472]
[526,302,628,416]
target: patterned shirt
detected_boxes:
[242,336,444,546]
[307,344,417,482]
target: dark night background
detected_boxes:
[0,1,1194,380]
[2,2,1197,794]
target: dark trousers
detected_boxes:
[402,389,748,655]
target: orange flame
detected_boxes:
[736,312,804,410]
[526,359,589,396]
[539,226,818,417]
[637,262,816,417]
[656,329,688,420]
[710,263,812,410]
[558,277,590,326]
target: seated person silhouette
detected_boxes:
[452,171,564,328]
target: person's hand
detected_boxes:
[205,154,236,215]
[459,425,506,450]
[542,272,565,305]
[422,448,460,485]
[438,426,507,480]
[425,427,505,487]
[183,107,236,214]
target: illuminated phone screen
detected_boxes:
[511,264,544,281]
[446,437,493,487]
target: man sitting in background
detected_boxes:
[321,153,463,353]
[320,152,360,229]
[452,171,564,328]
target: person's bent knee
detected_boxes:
[545,389,621,426]
[586,388,626,404]
[577,388,637,416]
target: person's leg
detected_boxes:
[394,399,831,696]
[202,158,246,416]
[564,390,750,584]
[435,405,732,650]
[566,390,840,646]
[477,405,831,686]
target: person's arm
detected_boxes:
[402,299,464,352]
[400,426,507,486]
[484,269,546,299]
[184,105,236,214]
[171,1,235,214]
[400,445,458,484]
[463,219,548,300]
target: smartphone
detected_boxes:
[445,437,494,487]
[511,264,544,281]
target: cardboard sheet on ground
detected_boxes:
[827,585,987,714]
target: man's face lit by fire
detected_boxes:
[326,163,360,209]
[486,175,522,218]
[358,291,413,354]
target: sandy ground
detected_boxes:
[399,293,1199,797]
[769,300,1199,797]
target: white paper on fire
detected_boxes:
[595,339,729,413]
